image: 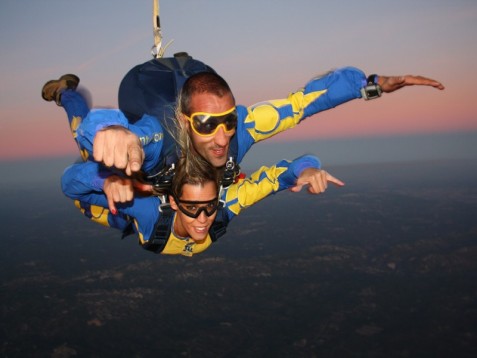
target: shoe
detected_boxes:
[41,74,80,106]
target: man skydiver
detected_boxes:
[42,67,444,233]
[79,68,444,211]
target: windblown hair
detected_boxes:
[171,152,219,199]
[171,71,234,167]
[169,71,233,198]
[161,71,234,156]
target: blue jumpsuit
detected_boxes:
[62,155,321,256]
[75,66,366,169]
[61,66,366,241]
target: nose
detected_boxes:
[213,125,230,147]
[196,210,208,223]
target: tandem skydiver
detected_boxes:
[85,67,444,180]
[42,63,344,255]
[42,60,444,248]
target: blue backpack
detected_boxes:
[118,52,216,123]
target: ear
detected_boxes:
[169,195,178,211]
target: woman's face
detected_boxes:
[170,181,218,242]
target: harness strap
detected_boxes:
[209,207,229,242]
[221,156,241,189]
[147,161,176,195]
[210,225,226,242]
[143,205,174,253]
[145,203,230,253]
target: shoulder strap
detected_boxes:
[209,207,229,242]
[143,205,174,253]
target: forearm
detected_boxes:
[242,67,365,142]
[76,111,164,172]
[61,161,108,201]
[301,66,365,115]
[224,154,321,216]
[62,161,127,229]
[62,161,160,240]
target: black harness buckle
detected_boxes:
[147,163,176,195]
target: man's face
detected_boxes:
[186,92,236,168]
[170,181,218,242]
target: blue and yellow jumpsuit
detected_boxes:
[62,154,321,256]
[61,66,366,235]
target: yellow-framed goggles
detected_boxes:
[184,107,237,136]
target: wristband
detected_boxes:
[361,74,382,100]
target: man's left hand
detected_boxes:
[379,75,445,93]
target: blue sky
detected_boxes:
[0,0,476,160]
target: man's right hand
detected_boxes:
[93,126,144,176]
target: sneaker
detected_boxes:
[41,74,80,106]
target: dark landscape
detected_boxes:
[1,158,476,357]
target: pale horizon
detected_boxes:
[1,1,476,161]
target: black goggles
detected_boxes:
[175,197,219,219]
[184,107,238,136]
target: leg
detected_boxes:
[42,74,90,160]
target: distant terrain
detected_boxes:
[1,159,476,357]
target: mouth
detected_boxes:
[193,225,209,234]
[211,146,227,158]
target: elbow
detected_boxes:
[61,166,74,197]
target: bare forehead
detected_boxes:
[180,181,218,201]
[189,92,235,114]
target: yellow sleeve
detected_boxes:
[225,161,291,216]
[243,89,327,142]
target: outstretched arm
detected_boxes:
[238,68,444,152]
[223,154,344,217]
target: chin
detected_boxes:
[201,155,224,169]
[213,157,227,168]
[191,236,207,243]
